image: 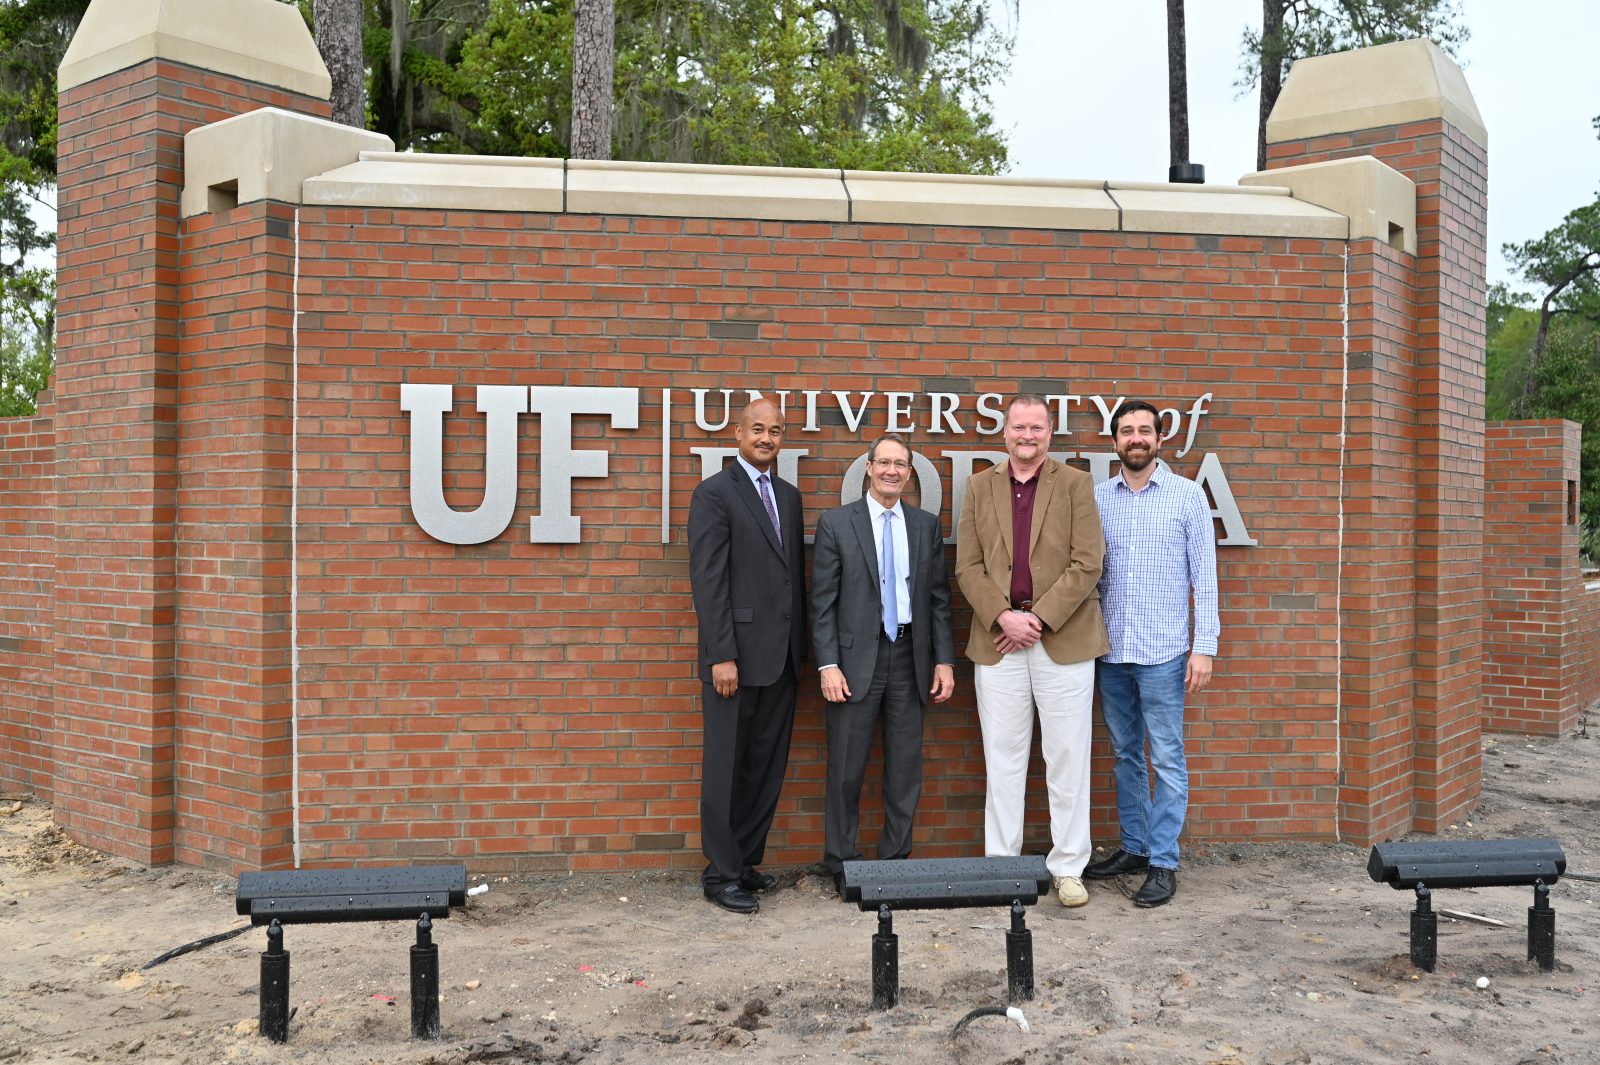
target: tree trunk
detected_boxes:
[390,0,410,145]
[1519,251,1600,416]
[1256,0,1284,170]
[571,0,615,160]
[314,0,366,128]
[1167,0,1188,168]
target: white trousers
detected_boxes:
[973,645,1095,879]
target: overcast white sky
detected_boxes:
[989,0,1600,289]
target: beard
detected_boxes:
[1118,445,1156,471]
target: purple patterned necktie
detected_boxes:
[758,474,782,547]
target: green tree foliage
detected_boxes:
[0,0,84,184]
[1492,314,1600,562]
[1504,196,1600,412]
[455,0,570,157]
[0,0,86,415]
[0,264,51,416]
[459,0,1010,172]
[1237,0,1468,169]
[366,0,490,152]
[335,2,1012,173]
[1484,282,1535,420]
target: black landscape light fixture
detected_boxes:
[840,856,1052,1010]
[1367,838,1566,972]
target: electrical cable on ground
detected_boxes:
[952,1005,1030,1036]
[142,924,252,970]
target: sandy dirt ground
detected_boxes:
[4,728,1599,1065]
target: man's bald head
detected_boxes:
[735,398,785,473]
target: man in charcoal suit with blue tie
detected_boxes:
[811,434,956,893]
[688,397,807,915]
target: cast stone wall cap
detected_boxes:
[305,153,563,213]
[566,159,849,222]
[1107,185,1348,240]
[1240,157,1417,255]
[60,0,330,98]
[188,135,1382,244]
[182,108,393,218]
[1265,37,1485,148]
[1104,180,1290,197]
[842,170,1116,229]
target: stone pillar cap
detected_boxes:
[1241,156,1417,255]
[1266,38,1485,149]
[183,108,393,217]
[60,0,330,98]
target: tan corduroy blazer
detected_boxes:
[954,458,1109,667]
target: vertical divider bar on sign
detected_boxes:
[661,390,672,544]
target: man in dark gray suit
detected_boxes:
[811,434,956,892]
[688,397,806,915]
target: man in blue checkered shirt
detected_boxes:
[1084,400,1219,908]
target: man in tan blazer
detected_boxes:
[955,395,1108,907]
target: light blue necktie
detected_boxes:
[882,510,898,641]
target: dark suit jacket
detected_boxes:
[810,497,955,705]
[688,463,806,687]
[955,457,1109,667]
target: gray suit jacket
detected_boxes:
[810,497,955,706]
[688,464,806,687]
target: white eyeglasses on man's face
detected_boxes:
[872,459,911,471]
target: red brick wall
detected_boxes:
[1270,118,1488,833]
[1483,420,1597,736]
[0,392,56,797]
[214,210,1350,872]
[52,61,329,863]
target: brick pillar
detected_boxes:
[1482,421,1586,737]
[52,0,331,862]
[1337,238,1420,842]
[1263,39,1487,832]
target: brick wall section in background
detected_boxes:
[1482,421,1595,736]
[1270,118,1489,833]
[51,61,329,863]
[0,392,57,797]
[1574,579,1600,725]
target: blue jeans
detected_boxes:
[1097,655,1188,870]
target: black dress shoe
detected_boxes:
[1132,867,1177,908]
[739,870,777,893]
[705,883,759,914]
[1083,848,1150,880]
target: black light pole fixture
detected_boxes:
[1167,0,1205,184]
